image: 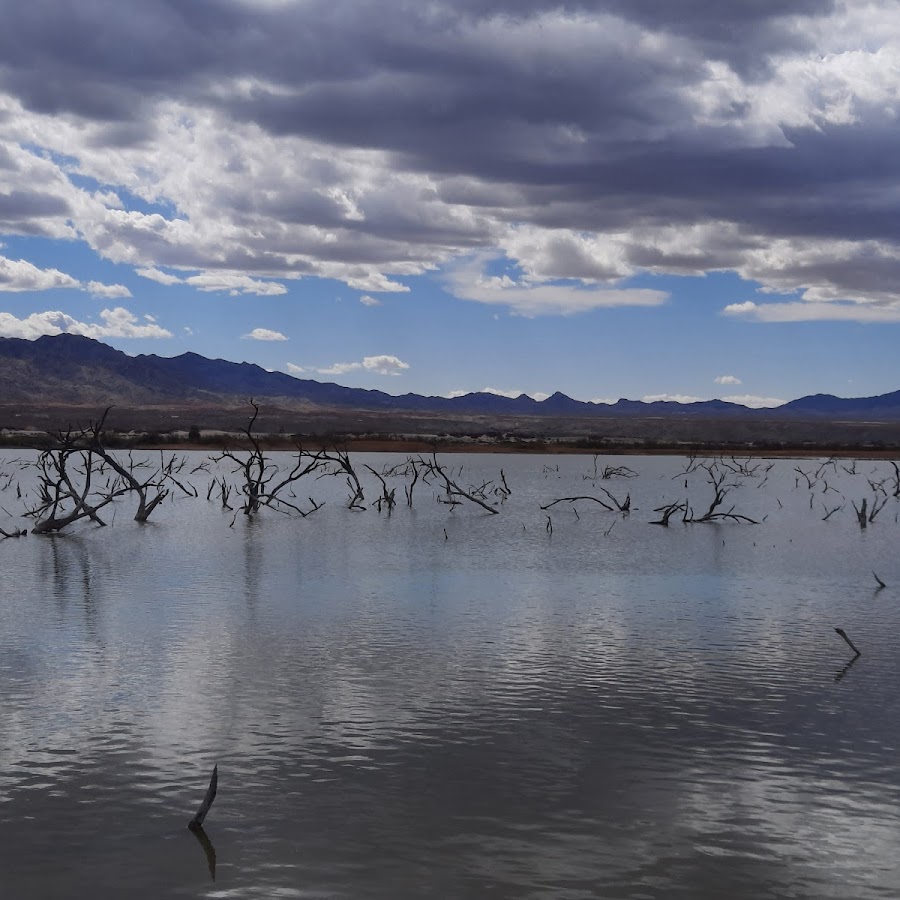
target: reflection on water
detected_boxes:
[1,452,900,898]
[189,825,217,881]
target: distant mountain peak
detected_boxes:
[1,333,899,422]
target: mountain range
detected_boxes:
[2,333,900,423]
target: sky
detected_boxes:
[1,0,899,408]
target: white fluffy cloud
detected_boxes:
[0,307,172,340]
[242,327,288,341]
[86,280,132,299]
[359,294,381,307]
[317,354,410,376]
[285,362,307,374]
[362,354,410,375]
[0,255,129,298]
[714,375,742,385]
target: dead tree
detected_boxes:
[418,454,499,514]
[583,455,637,481]
[669,463,757,525]
[889,462,900,498]
[851,494,888,529]
[365,465,396,513]
[821,502,843,521]
[719,456,765,478]
[686,465,757,523]
[77,413,187,522]
[26,424,127,534]
[794,465,818,491]
[316,446,366,510]
[650,500,688,526]
[404,458,421,507]
[597,485,631,514]
[215,402,328,516]
[673,453,703,477]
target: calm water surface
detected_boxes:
[1,451,899,898]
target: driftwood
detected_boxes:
[188,765,218,830]
[541,495,613,511]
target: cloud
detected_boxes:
[86,280,132,299]
[448,387,548,401]
[714,374,742,385]
[317,361,362,376]
[242,327,288,341]
[0,1,898,312]
[138,265,288,295]
[642,393,705,404]
[359,294,381,306]
[720,394,786,408]
[642,390,785,408]
[136,266,183,286]
[723,299,900,323]
[361,354,409,375]
[0,307,172,340]
[316,354,409,376]
[285,362,307,374]
[445,257,668,316]
[0,256,80,292]
[185,273,288,296]
[0,255,128,301]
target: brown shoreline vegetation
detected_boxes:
[1,431,899,460]
[1,402,900,459]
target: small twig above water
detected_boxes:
[834,627,861,658]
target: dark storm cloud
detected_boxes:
[0,1,835,124]
[0,0,896,308]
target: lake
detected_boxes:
[1,450,899,898]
